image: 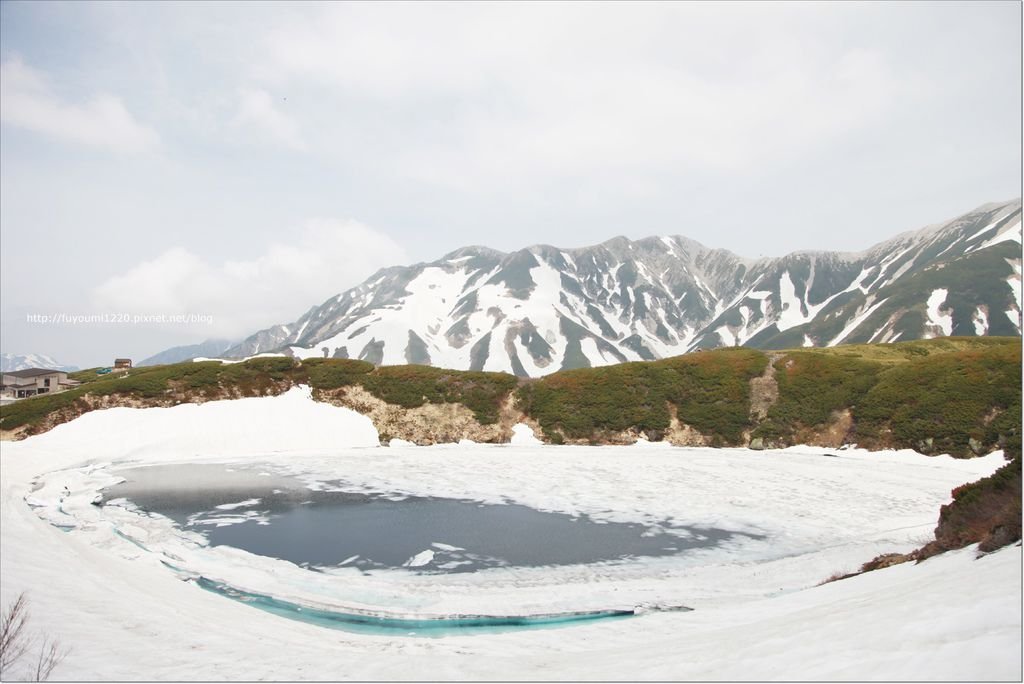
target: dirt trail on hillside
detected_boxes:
[748,353,781,422]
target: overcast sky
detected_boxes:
[1,1,1020,367]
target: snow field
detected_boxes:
[1,389,1020,680]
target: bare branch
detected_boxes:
[0,592,31,675]
[33,636,69,682]
[1,592,68,681]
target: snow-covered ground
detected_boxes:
[1,388,1020,680]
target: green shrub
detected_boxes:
[855,344,1021,457]
[659,348,768,444]
[303,358,375,389]
[181,363,223,389]
[926,454,1021,555]
[754,353,881,441]
[2,338,1019,455]
[516,348,767,444]
[240,356,297,376]
[0,389,86,430]
[360,365,518,424]
[517,362,671,438]
[67,368,118,385]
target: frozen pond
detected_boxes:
[6,388,1017,678]
[103,464,758,573]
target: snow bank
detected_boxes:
[0,391,1019,681]
[510,423,542,446]
[12,385,379,460]
[192,352,289,364]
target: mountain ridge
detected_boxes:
[0,352,78,373]
[216,198,1022,376]
[137,339,237,367]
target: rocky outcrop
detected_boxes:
[919,454,1022,557]
[828,454,1022,584]
[315,385,523,445]
[665,406,711,447]
[794,408,854,449]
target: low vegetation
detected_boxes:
[748,338,1021,457]
[516,348,766,444]
[359,365,517,424]
[920,453,1022,557]
[2,339,1019,459]
[753,351,882,444]
[1,357,516,433]
[854,341,1021,457]
[300,358,375,389]
[826,452,1021,585]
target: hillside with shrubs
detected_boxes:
[2,338,1018,460]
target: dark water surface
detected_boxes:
[104,463,756,573]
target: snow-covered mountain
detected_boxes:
[225,199,1022,377]
[0,352,78,373]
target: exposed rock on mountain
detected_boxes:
[226,199,1022,376]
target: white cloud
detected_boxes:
[91,219,407,338]
[252,3,902,188]
[230,88,305,150]
[0,57,159,152]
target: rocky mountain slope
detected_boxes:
[224,199,1022,376]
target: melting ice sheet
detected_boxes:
[28,445,1008,644]
[103,463,760,574]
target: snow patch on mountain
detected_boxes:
[0,352,77,372]
[1005,258,1022,334]
[193,353,288,364]
[925,288,953,338]
[972,306,990,336]
[216,199,1022,376]
[831,295,889,346]
[967,217,1022,253]
[139,339,236,367]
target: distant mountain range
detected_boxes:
[137,339,236,367]
[0,353,78,373]
[156,199,1022,377]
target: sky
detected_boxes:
[1,1,1020,367]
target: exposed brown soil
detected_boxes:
[793,409,854,449]
[316,385,521,445]
[748,353,781,422]
[665,410,711,447]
